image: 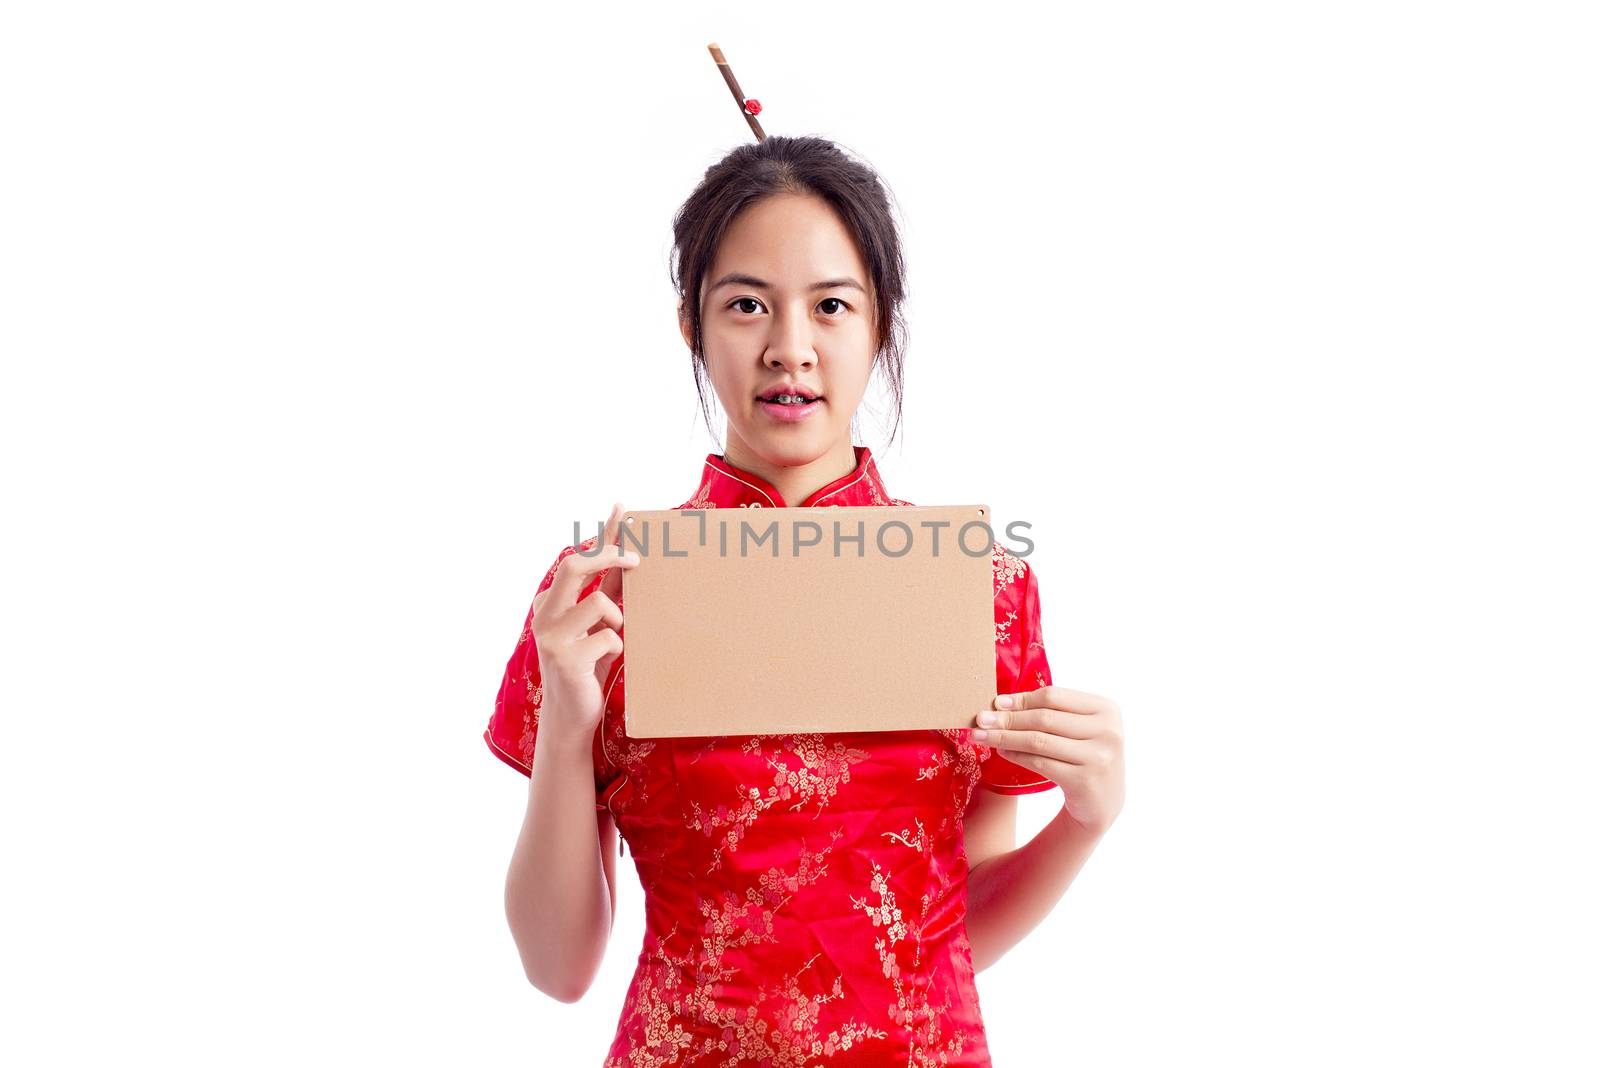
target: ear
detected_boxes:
[677,297,695,351]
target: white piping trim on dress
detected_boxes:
[807,462,872,505]
[702,459,781,507]
[487,661,629,817]
[702,454,888,508]
[599,651,629,824]
[979,776,1056,793]
[988,773,1053,788]
[485,727,532,773]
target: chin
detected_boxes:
[742,420,835,466]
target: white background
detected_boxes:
[3,2,1596,1065]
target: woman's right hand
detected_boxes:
[530,502,639,742]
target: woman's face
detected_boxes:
[681,192,877,469]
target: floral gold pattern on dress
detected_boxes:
[991,542,1027,594]
[603,831,895,1067]
[518,676,541,765]
[849,858,973,1065]
[915,745,954,783]
[880,816,930,854]
[485,446,1060,1064]
[685,480,716,511]
[685,733,872,873]
[993,606,1018,647]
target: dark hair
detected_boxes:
[670,135,908,448]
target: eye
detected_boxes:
[726,296,851,316]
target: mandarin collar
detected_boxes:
[678,444,902,509]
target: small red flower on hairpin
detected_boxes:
[708,44,766,141]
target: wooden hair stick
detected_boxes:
[707,42,766,141]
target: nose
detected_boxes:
[764,305,816,373]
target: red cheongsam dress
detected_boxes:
[485,445,1058,1067]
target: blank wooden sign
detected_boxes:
[619,505,995,738]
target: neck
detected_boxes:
[720,434,858,507]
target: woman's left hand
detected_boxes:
[972,686,1125,836]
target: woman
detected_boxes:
[485,135,1125,1066]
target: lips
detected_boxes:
[757,391,824,422]
[758,384,822,402]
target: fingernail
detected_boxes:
[971,729,989,741]
[977,711,1000,727]
[995,695,1014,709]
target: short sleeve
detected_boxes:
[483,540,622,811]
[977,548,1059,795]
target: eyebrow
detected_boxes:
[708,272,868,294]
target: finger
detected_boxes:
[572,502,624,562]
[573,625,624,668]
[969,727,1089,765]
[1001,685,1116,716]
[548,534,638,609]
[977,702,1095,741]
[985,746,1078,787]
[594,642,624,689]
[566,589,623,640]
[600,501,623,552]
[600,502,628,602]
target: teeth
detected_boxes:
[770,394,811,405]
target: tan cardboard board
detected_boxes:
[618,505,995,737]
